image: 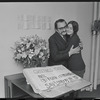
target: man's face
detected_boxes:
[56,21,67,35]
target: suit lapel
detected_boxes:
[55,32,67,44]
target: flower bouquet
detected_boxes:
[11,35,49,68]
[91,20,100,32]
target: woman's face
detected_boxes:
[67,24,74,36]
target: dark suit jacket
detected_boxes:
[67,33,85,71]
[48,32,70,68]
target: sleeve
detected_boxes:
[49,38,70,62]
[66,34,80,50]
[79,38,83,50]
[74,35,83,50]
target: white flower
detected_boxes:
[17,49,22,53]
[41,46,47,50]
[39,42,43,46]
[21,37,27,42]
[34,47,41,55]
[20,41,24,44]
[30,37,35,43]
[22,52,27,58]
[21,47,25,51]
[28,53,33,59]
[39,52,44,58]
[42,56,45,61]
[15,54,22,59]
[26,42,31,49]
[29,49,34,53]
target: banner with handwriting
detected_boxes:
[23,65,81,91]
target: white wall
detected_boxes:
[0,2,93,97]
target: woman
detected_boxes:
[66,20,86,98]
[66,20,85,78]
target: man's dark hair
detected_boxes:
[54,19,67,29]
[68,21,79,33]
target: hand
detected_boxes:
[79,40,83,50]
[69,45,80,57]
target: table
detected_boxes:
[4,73,71,98]
[4,73,91,98]
[4,73,42,98]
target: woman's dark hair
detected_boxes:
[68,21,79,33]
[54,19,67,29]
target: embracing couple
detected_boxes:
[48,19,85,98]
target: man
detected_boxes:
[48,19,81,68]
[48,19,82,98]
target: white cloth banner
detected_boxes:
[23,65,91,98]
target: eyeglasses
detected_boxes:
[57,25,67,30]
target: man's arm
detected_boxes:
[49,38,69,62]
[49,38,80,62]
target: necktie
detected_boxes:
[63,35,66,41]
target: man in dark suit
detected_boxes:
[48,19,81,68]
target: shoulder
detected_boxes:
[49,32,56,42]
[73,34,79,39]
[72,34,80,41]
[69,34,80,45]
[49,32,57,40]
